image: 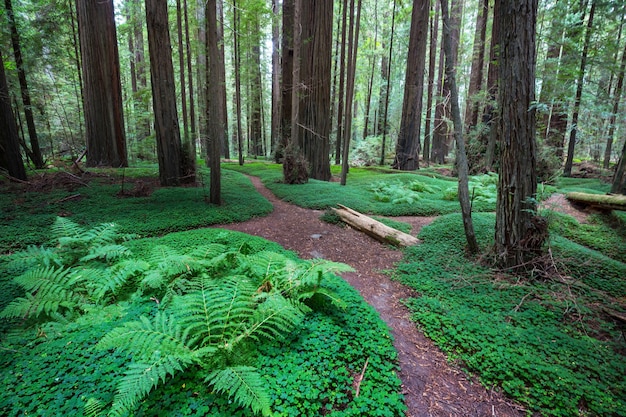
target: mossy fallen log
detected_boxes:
[565,192,626,211]
[331,204,419,247]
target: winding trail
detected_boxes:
[219,176,525,417]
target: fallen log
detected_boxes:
[565,192,626,212]
[331,204,419,247]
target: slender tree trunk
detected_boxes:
[5,0,44,168]
[146,0,184,185]
[250,17,264,158]
[176,0,194,179]
[483,0,500,170]
[233,0,244,165]
[77,0,128,168]
[217,0,229,159]
[279,0,294,161]
[612,141,626,194]
[206,0,224,203]
[341,0,362,185]
[362,0,378,139]
[196,0,207,156]
[184,0,196,164]
[393,0,430,170]
[0,50,27,180]
[423,0,439,165]
[271,0,281,158]
[297,0,333,180]
[379,0,396,166]
[441,0,478,253]
[494,0,540,268]
[603,34,626,168]
[335,0,349,165]
[564,0,596,177]
[464,0,488,134]
[67,0,85,144]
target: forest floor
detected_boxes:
[218,175,534,417]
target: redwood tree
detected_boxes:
[145,0,183,185]
[76,0,128,168]
[494,0,540,268]
[393,0,430,170]
[0,50,27,181]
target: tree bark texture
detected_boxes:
[77,0,127,168]
[463,0,488,134]
[393,0,430,170]
[217,0,229,159]
[332,205,419,246]
[279,0,294,159]
[297,0,333,181]
[206,0,224,203]
[335,0,349,165]
[422,0,439,165]
[5,0,45,168]
[482,0,501,170]
[271,0,281,158]
[0,50,27,180]
[145,0,182,185]
[494,0,539,268]
[603,34,626,169]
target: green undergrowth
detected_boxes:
[0,167,271,253]
[0,225,405,417]
[395,213,626,416]
[554,177,611,194]
[225,162,500,215]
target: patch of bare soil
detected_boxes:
[541,193,592,224]
[218,176,526,417]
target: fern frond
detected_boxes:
[52,216,83,240]
[206,366,273,417]
[109,354,194,417]
[245,251,290,281]
[13,266,74,292]
[237,294,305,344]
[83,397,104,417]
[80,244,132,263]
[5,245,62,272]
[0,294,37,319]
[174,276,257,347]
[82,222,119,246]
[187,244,228,260]
[91,259,149,302]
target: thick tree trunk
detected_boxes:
[279,0,294,161]
[77,0,127,168]
[332,205,419,246]
[297,0,333,181]
[393,0,430,170]
[145,0,182,185]
[5,0,44,168]
[207,0,224,203]
[566,192,626,210]
[494,0,540,268]
[335,0,349,165]
[441,0,478,254]
[564,0,596,177]
[0,50,27,181]
[422,0,438,165]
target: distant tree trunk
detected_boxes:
[4,0,45,168]
[67,0,85,143]
[297,0,333,181]
[564,0,596,177]
[279,0,294,161]
[145,0,183,185]
[494,0,540,268]
[176,0,195,179]
[482,0,500,170]
[196,0,207,156]
[0,50,27,180]
[184,0,197,165]
[249,18,264,158]
[379,0,396,166]
[431,0,462,164]
[232,0,244,165]
[422,0,439,165]
[271,0,281,158]
[393,0,430,170]
[362,0,378,139]
[335,0,349,165]
[464,0,488,134]
[217,0,229,159]
[441,0,478,254]
[603,34,626,168]
[612,141,626,194]
[341,0,362,185]
[77,0,128,168]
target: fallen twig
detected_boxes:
[355,357,369,397]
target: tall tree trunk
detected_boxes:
[206,0,224,203]
[603,30,626,168]
[393,0,430,170]
[271,0,281,159]
[279,0,294,161]
[5,0,45,168]
[250,17,264,158]
[131,0,150,144]
[341,0,362,185]
[67,0,85,144]
[494,0,540,268]
[335,0,349,165]
[463,0,488,134]
[196,0,207,156]
[233,0,244,165]
[422,0,439,165]
[77,0,127,168]
[564,0,596,177]
[611,141,626,194]
[362,0,378,139]
[483,0,501,170]
[379,0,397,166]
[217,0,229,158]
[441,0,478,253]
[176,0,194,179]
[145,0,183,185]
[297,0,333,181]
[184,0,197,165]
[0,50,27,181]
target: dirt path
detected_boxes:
[219,176,525,417]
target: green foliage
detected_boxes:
[395,213,626,416]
